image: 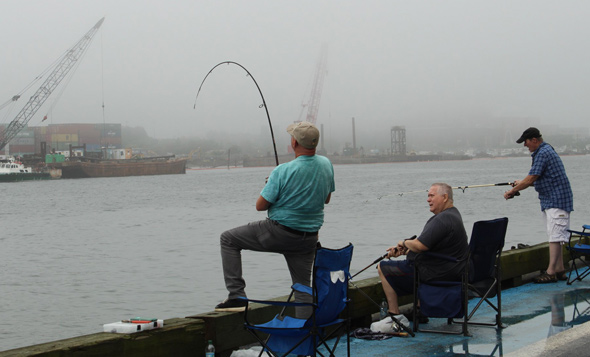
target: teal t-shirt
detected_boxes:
[260,155,335,232]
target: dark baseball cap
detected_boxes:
[516,127,542,144]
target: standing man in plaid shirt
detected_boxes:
[504,127,574,283]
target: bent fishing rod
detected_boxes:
[193,61,279,166]
[373,182,520,201]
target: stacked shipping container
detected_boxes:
[0,123,122,155]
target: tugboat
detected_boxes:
[0,156,53,182]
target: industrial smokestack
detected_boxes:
[352,117,356,152]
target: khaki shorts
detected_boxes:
[542,208,570,243]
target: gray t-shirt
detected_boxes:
[408,206,469,281]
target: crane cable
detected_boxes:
[37,34,97,125]
[0,60,57,112]
[1,32,97,125]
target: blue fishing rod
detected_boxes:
[193,61,279,166]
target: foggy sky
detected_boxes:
[2,1,589,153]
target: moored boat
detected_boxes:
[0,156,54,182]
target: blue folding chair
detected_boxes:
[566,225,590,285]
[412,252,470,336]
[412,217,509,336]
[243,243,353,357]
[462,217,508,328]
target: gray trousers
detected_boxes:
[220,219,318,316]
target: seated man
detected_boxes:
[377,182,469,325]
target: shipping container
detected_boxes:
[96,123,122,138]
[6,123,124,156]
[48,123,94,134]
[15,129,34,138]
[9,145,36,155]
[13,137,35,145]
[45,154,66,163]
[85,144,102,152]
[50,133,79,142]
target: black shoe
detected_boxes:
[215,298,248,312]
[404,310,429,324]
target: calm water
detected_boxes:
[1,155,589,351]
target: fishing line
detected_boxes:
[193,61,279,166]
[368,181,519,202]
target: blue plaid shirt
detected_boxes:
[529,142,573,212]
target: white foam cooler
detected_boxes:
[103,319,164,333]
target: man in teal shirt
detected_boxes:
[215,121,335,314]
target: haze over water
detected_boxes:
[1,155,589,351]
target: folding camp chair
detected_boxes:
[566,227,590,285]
[242,243,353,357]
[412,252,470,336]
[462,217,508,328]
[412,217,509,336]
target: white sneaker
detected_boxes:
[370,316,393,333]
[391,314,410,327]
[370,314,410,333]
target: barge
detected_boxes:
[48,156,187,179]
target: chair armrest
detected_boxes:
[568,230,590,237]
[240,295,316,328]
[239,296,314,308]
[292,283,312,295]
[567,230,590,247]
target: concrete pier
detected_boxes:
[0,242,566,356]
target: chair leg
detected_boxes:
[567,254,590,285]
[496,277,503,328]
[413,274,419,332]
[462,280,469,336]
[346,320,351,357]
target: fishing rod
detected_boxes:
[193,61,279,166]
[351,253,387,279]
[351,235,417,279]
[373,182,519,201]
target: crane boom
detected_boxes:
[304,44,327,125]
[0,17,105,151]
